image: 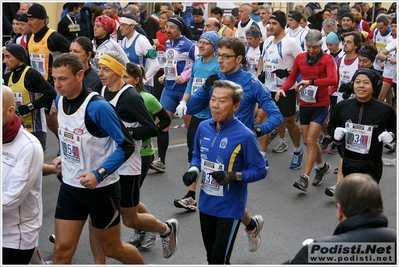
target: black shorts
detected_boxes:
[299,106,329,126]
[342,157,383,184]
[55,182,121,229]
[271,89,297,117]
[120,175,141,208]
[187,116,206,163]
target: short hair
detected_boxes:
[353,12,362,24]
[239,3,252,12]
[330,4,341,12]
[217,37,246,64]
[72,36,96,59]
[301,14,308,22]
[211,6,223,17]
[351,4,362,13]
[259,4,272,13]
[224,14,236,24]
[53,53,84,75]
[213,80,244,104]
[246,25,261,38]
[377,15,389,25]
[342,31,363,53]
[294,4,305,13]
[103,50,127,66]
[159,10,174,19]
[125,62,147,92]
[323,18,338,28]
[207,17,220,30]
[334,173,383,218]
[123,5,138,15]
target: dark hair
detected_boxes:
[335,173,383,218]
[89,4,105,22]
[211,6,223,16]
[330,4,340,12]
[377,15,389,25]
[125,62,147,92]
[217,37,246,64]
[53,53,84,75]
[351,4,362,13]
[342,31,363,53]
[72,36,96,59]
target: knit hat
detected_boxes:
[392,17,396,24]
[232,7,239,17]
[336,8,349,19]
[192,6,204,16]
[5,44,29,64]
[270,11,287,28]
[326,32,340,44]
[200,31,220,51]
[15,13,28,23]
[358,46,377,63]
[305,30,323,46]
[351,68,382,92]
[95,15,115,34]
[27,4,47,20]
[341,12,354,21]
[288,11,302,23]
[105,2,120,12]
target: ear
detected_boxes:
[76,69,85,82]
[233,101,240,112]
[336,203,347,222]
[235,54,243,65]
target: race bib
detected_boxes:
[345,122,373,154]
[247,57,258,75]
[200,159,224,197]
[157,51,166,67]
[300,85,318,103]
[191,78,206,94]
[30,53,47,76]
[165,60,178,80]
[59,128,83,169]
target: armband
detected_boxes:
[146,48,157,59]
[235,172,243,182]
[97,167,108,182]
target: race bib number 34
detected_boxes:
[345,122,373,154]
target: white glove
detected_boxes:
[378,131,393,144]
[174,101,187,118]
[334,127,347,141]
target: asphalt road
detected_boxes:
[39,116,397,265]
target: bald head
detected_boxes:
[204,17,220,32]
[2,85,16,127]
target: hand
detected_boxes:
[153,39,160,47]
[175,100,187,118]
[274,90,286,102]
[182,167,199,186]
[204,74,220,92]
[158,75,165,85]
[16,105,30,116]
[272,69,290,79]
[52,156,62,170]
[210,171,236,186]
[175,75,185,84]
[77,172,99,189]
[334,127,347,141]
[378,131,394,144]
[252,126,262,137]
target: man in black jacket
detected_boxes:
[285,172,396,264]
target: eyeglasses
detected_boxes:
[198,41,211,46]
[216,54,237,60]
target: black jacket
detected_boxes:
[284,213,396,264]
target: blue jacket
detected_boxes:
[192,116,266,219]
[187,67,283,135]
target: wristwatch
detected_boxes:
[253,126,262,137]
[235,172,243,182]
[97,167,108,180]
[27,103,35,110]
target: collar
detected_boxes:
[333,213,388,235]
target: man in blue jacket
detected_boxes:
[182,80,267,264]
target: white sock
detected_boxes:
[293,146,301,153]
[260,151,266,159]
[316,161,325,169]
[162,223,171,236]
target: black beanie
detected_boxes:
[358,46,377,63]
[351,69,382,91]
[288,11,302,23]
[5,44,29,64]
[270,11,287,28]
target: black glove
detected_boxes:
[204,74,220,92]
[16,105,30,116]
[183,171,198,186]
[258,71,265,83]
[210,171,236,186]
[252,126,262,137]
[272,69,290,79]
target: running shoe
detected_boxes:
[245,215,264,252]
[173,196,197,211]
[151,158,166,173]
[312,162,331,186]
[141,232,159,249]
[334,167,338,174]
[325,184,337,197]
[127,229,145,247]
[49,234,56,244]
[293,175,309,192]
[268,128,279,146]
[272,139,288,153]
[161,219,179,258]
[319,136,333,151]
[385,141,396,152]
[290,148,303,169]
[328,143,339,155]
[265,158,269,170]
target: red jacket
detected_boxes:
[281,51,338,107]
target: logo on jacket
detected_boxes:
[219,137,228,149]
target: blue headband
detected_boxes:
[245,31,261,38]
[167,18,183,32]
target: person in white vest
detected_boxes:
[235,3,261,44]
[286,10,308,51]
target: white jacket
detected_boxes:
[2,126,43,249]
